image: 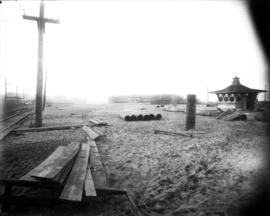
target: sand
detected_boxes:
[0,103,269,216]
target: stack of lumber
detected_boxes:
[82,126,104,140]
[88,118,108,127]
[0,121,144,216]
[4,141,97,202]
[119,113,162,121]
[216,109,247,121]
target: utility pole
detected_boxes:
[23,0,59,127]
[43,70,47,111]
[16,85,18,104]
[206,86,209,104]
[4,77,7,101]
[4,77,11,104]
[265,84,267,101]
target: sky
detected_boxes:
[0,0,268,103]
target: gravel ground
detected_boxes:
[0,103,269,216]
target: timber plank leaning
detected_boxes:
[31,142,80,184]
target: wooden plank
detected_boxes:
[88,119,99,125]
[12,124,84,133]
[154,129,193,137]
[89,141,104,168]
[223,110,240,120]
[82,126,100,140]
[0,179,60,189]
[31,142,80,183]
[59,143,90,201]
[95,187,127,195]
[217,109,235,120]
[92,127,103,136]
[88,118,107,127]
[95,118,108,126]
[89,141,107,188]
[84,168,97,197]
[91,169,107,188]
[224,111,246,121]
[20,146,65,182]
[54,152,77,184]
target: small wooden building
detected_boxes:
[210,77,266,111]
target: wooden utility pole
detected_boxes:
[206,86,209,104]
[185,94,196,130]
[16,85,18,104]
[43,70,47,111]
[265,84,267,101]
[4,77,7,101]
[23,0,59,127]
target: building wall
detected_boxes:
[216,93,258,111]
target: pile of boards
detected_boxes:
[120,113,162,121]
[216,109,247,121]
[1,139,97,203]
[88,118,108,127]
[0,122,143,216]
[0,126,104,207]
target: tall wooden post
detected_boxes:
[23,0,59,127]
[185,94,196,130]
[4,77,7,101]
[16,85,18,104]
[43,70,47,111]
[265,84,267,101]
[36,8,44,126]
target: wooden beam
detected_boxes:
[84,168,97,197]
[89,141,107,188]
[0,179,60,189]
[154,129,193,138]
[82,126,102,140]
[22,15,39,21]
[12,124,85,133]
[44,18,60,24]
[30,142,80,184]
[59,143,90,201]
[185,94,196,130]
[88,118,107,127]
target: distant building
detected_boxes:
[108,94,185,104]
[210,77,266,111]
[108,95,152,104]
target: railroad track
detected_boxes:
[0,108,34,141]
[0,106,32,122]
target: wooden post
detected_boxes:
[35,11,44,126]
[16,85,18,104]
[185,94,196,130]
[42,70,47,111]
[4,77,7,101]
[265,84,267,101]
[23,0,59,127]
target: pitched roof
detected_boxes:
[210,77,266,94]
